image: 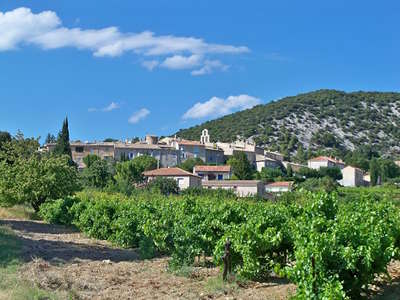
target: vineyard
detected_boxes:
[38,189,400,299]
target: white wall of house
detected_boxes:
[265,186,291,193]
[339,167,364,187]
[147,175,201,190]
[308,160,330,170]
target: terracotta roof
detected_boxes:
[308,156,344,164]
[178,140,204,146]
[143,167,200,178]
[265,181,294,188]
[194,165,231,172]
[343,165,364,172]
[202,180,262,187]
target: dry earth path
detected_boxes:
[0,219,295,300]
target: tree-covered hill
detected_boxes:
[175,90,400,157]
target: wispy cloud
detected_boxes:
[128,108,150,124]
[88,101,120,112]
[0,7,249,75]
[191,60,229,76]
[183,95,261,120]
[141,60,159,71]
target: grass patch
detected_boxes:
[0,226,60,299]
[204,276,239,294]
[0,205,39,220]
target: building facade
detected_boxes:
[308,156,345,170]
[143,167,202,190]
[202,180,264,197]
[193,165,232,180]
[339,166,365,187]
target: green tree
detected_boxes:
[297,167,320,179]
[257,167,284,182]
[287,164,293,177]
[0,133,40,164]
[227,151,253,180]
[81,159,113,189]
[370,158,380,186]
[132,155,158,173]
[319,166,343,181]
[0,155,80,211]
[379,159,400,183]
[114,155,157,187]
[0,131,11,151]
[179,157,205,173]
[147,177,179,195]
[54,118,73,164]
[295,144,307,163]
[45,133,56,144]
[83,154,101,168]
[103,138,118,142]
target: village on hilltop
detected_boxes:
[43,128,396,198]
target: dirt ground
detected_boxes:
[1,219,399,300]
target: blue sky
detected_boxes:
[1,1,399,142]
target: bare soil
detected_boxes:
[0,219,399,300]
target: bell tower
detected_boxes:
[200,129,210,144]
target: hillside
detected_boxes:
[176,90,400,157]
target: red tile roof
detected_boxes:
[308,156,344,164]
[265,181,294,188]
[194,165,231,172]
[143,167,200,178]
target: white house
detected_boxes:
[307,156,345,170]
[202,180,264,197]
[193,165,232,181]
[143,167,202,190]
[265,181,294,193]
[339,166,365,187]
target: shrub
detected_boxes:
[39,197,78,225]
[147,177,179,195]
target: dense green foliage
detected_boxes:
[175,90,400,157]
[146,177,179,195]
[40,189,400,299]
[114,155,157,187]
[0,131,80,211]
[0,131,11,151]
[81,158,114,189]
[227,151,254,180]
[0,155,80,211]
[53,118,73,165]
[179,157,205,172]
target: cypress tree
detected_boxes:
[54,117,73,164]
[369,158,380,186]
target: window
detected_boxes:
[129,152,134,159]
[217,174,223,180]
[75,146,84,153]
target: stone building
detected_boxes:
[143,167,202,190]
[202,180,264,197]
[193,165,232,181]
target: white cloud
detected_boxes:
[102,102,120,112]
[161,54,202,70]
[0,7,249,74]
[182,95,261,120]
[191,59,229,76]
[141,60,159,71]
[88,101,120,112]
[128,108,150,124]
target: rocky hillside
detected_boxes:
[176,90,400,157]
